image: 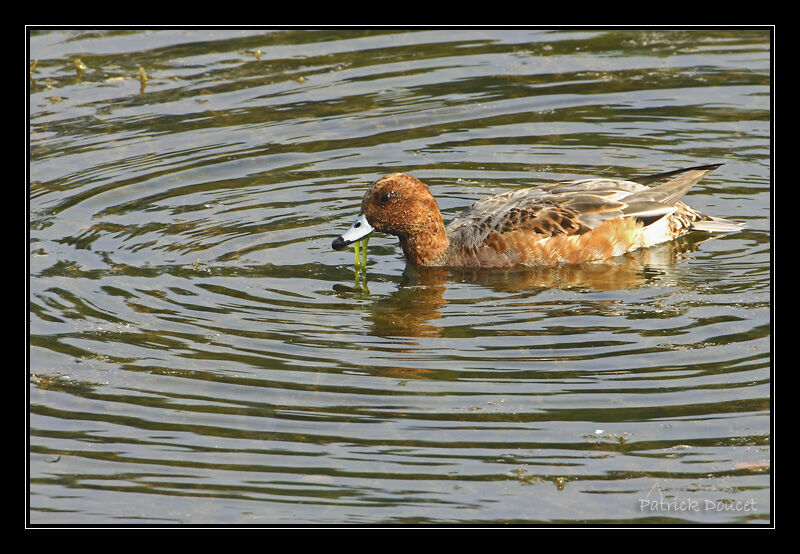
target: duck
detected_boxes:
[331,164,743,268]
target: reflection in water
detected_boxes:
[356,233,711,339]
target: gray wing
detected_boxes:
[444,179,641,249]
[444,165,724,249]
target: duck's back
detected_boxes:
[438,165,740,268]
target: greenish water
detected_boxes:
[29,28,771,525]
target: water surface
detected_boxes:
[29,28,771,525]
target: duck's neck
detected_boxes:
[398,217,449,266]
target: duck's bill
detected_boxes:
[331,213,374,250]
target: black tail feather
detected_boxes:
[631,163,724,186]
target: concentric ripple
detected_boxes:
[29,28,771,525]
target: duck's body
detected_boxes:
[332,164,743,268]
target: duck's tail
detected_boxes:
[628,164,724,206]
[631,163,724,186]
[689,214,746,233]
[626,163,744,233]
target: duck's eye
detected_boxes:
[379,192,393,204]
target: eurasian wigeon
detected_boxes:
[332,164,743,268]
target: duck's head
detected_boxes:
[331,173,444,252]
